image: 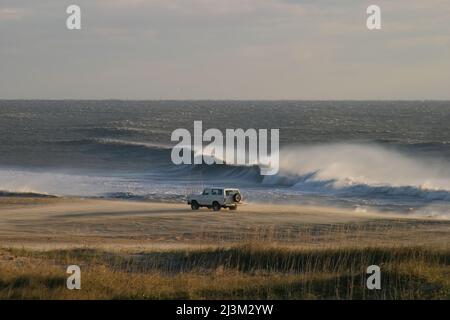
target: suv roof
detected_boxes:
[204,188,240,191]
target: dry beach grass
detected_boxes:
[0,197,449,299]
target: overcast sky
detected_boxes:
[1,0,449,99]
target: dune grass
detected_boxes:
[0,244,449,300]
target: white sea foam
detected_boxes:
[0,169,117,196]
[278,143,450,192]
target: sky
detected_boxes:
[0,0,449,100]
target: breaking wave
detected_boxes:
[2,140,450,207]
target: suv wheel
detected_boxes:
[191,201,200,210]
[233,193,242,202]
[212,201,221,211]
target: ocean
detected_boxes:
[1,100,450,216]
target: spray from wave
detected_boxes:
[275,143,450,192]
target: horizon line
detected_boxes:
[1,98,450,102]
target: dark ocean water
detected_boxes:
[1,100,450,216]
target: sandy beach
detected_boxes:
[1,196,449,251]
[0,196,449,299]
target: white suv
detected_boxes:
[187,188,242,211]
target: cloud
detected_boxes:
[0,0,449,99]
[0,8,26,20]
[101,0,304,17]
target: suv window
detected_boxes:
[211,189,217,195]
[211,189,223,195]
[202,189,209,195]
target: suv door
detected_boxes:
[211,188,224,205]
[200,189,210,206]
